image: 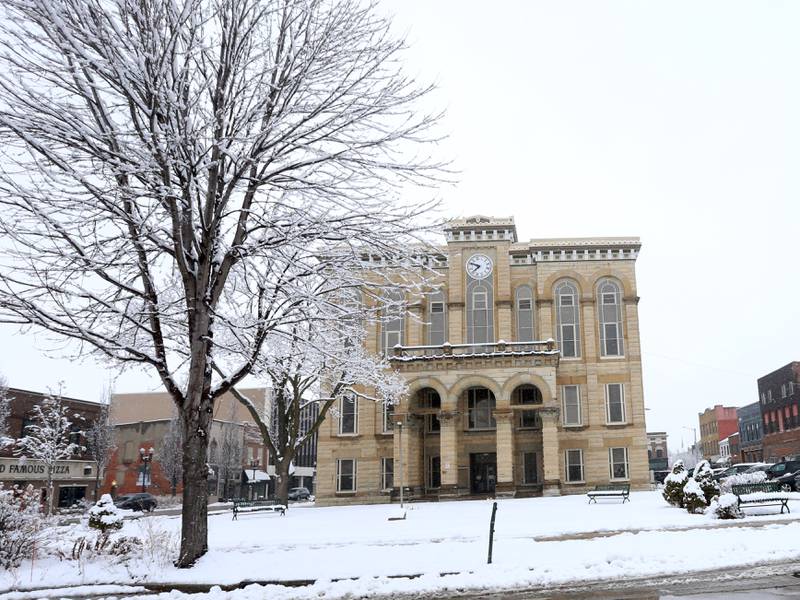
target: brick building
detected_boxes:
[758,361,800,462]
[737,402,763,463]
[0,387,104,508]
[697,405,738,461]
[646,431,669,482]
[316,216,650,505]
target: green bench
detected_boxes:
[731,482,792,514]
[232,499,286,520]
[587,484,630,504]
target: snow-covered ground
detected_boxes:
[3,491,800,599]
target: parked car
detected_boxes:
[766,460,800,481]
[114,492,158,512]
[287,487,311,501]
[744,463,773,474]
[713,463,763,482]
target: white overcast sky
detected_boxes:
[1,1,799,453]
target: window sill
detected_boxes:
[564,480,585,485]
[335,490,357,496]
[563,424,586,429]
[610,478,630,483]
[336,433,361,438]
[426,430,441,435]
[465,428,497,433]
[605,422,628,427]
[599,355,625,360]
[517,427,543,432]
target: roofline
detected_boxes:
[6,387,103,408]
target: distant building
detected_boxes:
[728,432,740,464]
[0,388,104,508]
[719,436,731,464]
[268,401,319,492]
[107,388,272,499]
[698,405,738,461]
[758,361,800,462]
[646,432,669,482]
[737,402,763,463]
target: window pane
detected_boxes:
[607,384,624,423]
[564,386,580,425]
[340,396,357,434]
[429,456,441,488]
[524,452,537,484]
[382,458,394,489]
[566,449,583,481]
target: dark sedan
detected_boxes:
[114,493,158,512]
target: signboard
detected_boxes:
[0,458,94,481]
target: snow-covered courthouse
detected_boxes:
[316,216,649,505]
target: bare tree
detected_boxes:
[0,375,10,448]
[15,388,84,515]
[159,414,184,498]
[217,422,243,500]
[0,0,444,565]
[84,394,116,501]
[232,305,406,507]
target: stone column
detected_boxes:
[494,409,515,497]
[540,407,561,496]
[438,410,459,499]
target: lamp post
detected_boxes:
[396,420,404,508]
[139,447,154,493]
[249,459,260,499]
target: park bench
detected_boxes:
[232,499,286,520]
[587,484,630,504]
[732,482,794,514]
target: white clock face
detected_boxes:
[466,254,493,280]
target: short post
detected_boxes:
[487,501,497,564]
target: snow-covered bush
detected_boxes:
[720,471,767,493]
[693,460,720,504]
[707,493,744,519]
[88,494,124,533]
[0,483,47,569]
[683,478,707,514]
[662,460,689,507]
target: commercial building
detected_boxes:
[105,388,272,498]
[316,216,649,505]
[0,387,104,508]
[646,431,669,482]
[737,402,763,463]
[758,361,800,462]
[697,405,738,461]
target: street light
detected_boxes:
[249,459,260,499]
[396,420,404,508]
[139,447,154,493]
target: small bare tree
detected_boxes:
[159,414,184,498]
[84,395,116,500]
[0,0,444,565]
[217,422,244,500]
[232,306,406,507]
[0,375,10,448]
[15,388,84,515]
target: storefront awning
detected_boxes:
[242,469,270,482]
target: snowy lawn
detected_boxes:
[3,491,800,598]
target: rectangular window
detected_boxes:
[336,459,356,492]
[783,384,787,398]
[603,323,620,356]
[426,413,441,433]
[562,385,581,426]
[605,384,626,424]
[609,447,629,480]
[382,402,394,433]
[768,389,773,401]
[565,449,584,482]
[339,395,358,435]
[520,409,541,429]
[429,301,446,346]
[468,388,496,429]
[761,392,766,404]
[791,382,796,396]
[523,452,538,484]
[560,324,577,358]
[381,458,394,490]
[428,455,441,489]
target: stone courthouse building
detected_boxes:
[315,216,649,505]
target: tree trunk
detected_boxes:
[94,464,101,500]
[276,459,291,508]
[176,391,213,567]
[46,473,54,515]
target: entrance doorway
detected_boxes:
[470,452,497,494]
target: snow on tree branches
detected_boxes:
[14,389,84,515]
[662,460,689,508]
[0,0,446,567]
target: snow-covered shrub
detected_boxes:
[88,494,123,533]
[707,493,744,519]
[0,483,47,569]
[662,460,689,507]
[720,471,767,493]
[683,478,707,514]
[693,460,720,504]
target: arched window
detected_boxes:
[428,290,447,346]
[515,285,534,342]
[467,275,493,345]
[597,279,623,356]
[512,384,542,429]
[555,280,580,358]
[380,289,404,356]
